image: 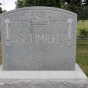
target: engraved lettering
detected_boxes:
[25,34,32,43]
[15,33,60,43]
[37,34,44,42]
[35,34,38,42]
[45,34,48,42]
[55,34,60,42]
[16,34,24,43]
[48,34,54,43]
[25,34,29,42]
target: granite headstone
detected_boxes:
[0,7,87,88]
[0,7,77,71]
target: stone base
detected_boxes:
[0,64,88,88]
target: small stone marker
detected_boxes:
[0,7,77,71]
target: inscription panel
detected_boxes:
[0,7,77,71]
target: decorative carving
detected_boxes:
[4,18,10,45]
[67,18,73,39]
[26,11,50,25]
[34,13,44,22]
[67,18,73,45]
[26,11,50,34]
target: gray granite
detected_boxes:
[0,6,77,71]
[0,64,88,88]
[0,80,88,88]
[0,64,87,79]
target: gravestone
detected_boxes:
[0,6,76,71]
[0,7,88,88]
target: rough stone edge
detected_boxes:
[0,64,88,87]
[0,6,77,17]
[0,64,87,79]
[0,79,88,88]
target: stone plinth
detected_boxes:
[0,64,87,88]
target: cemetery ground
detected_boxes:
[77,20,88,38]
[0,40,87,77]
[76,40,88,77]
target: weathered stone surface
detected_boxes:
[0,80,88,88]
[0,64,87,79]
[0,7,77,71]
[0,64,88,88]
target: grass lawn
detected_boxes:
[77,20,88,37]
[0,40,88,77]
[76,40,88,77]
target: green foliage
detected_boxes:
[15,0,88,20]
[62,0,88,20]
[34,0,61,7]
[81,6,88,20]
[23,0,35,6]
[2,10,6,12]
[80,28,88,38]
[15,0,62,8]
[0,3,7,13]
[15,0,88,37]
[63,0,83,20]
[16,0,83,12]
[15,0,24,8]
[0,7,2,14]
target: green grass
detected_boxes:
[76,40,88,77]
[77,20,88,37]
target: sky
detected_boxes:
[0,0,16,11]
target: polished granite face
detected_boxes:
[0,7,77,71]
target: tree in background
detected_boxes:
[0,3,2,14]
[15,0,62,8]
[63,0,83,20]
[83,0,88,6]
[62,0,88,20]
[34,0,61,7]
[15,0,24,8]
[23,0,35,6]
[80,28,88,38]
[15,0,88,20]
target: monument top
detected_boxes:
[0,6,77,71]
